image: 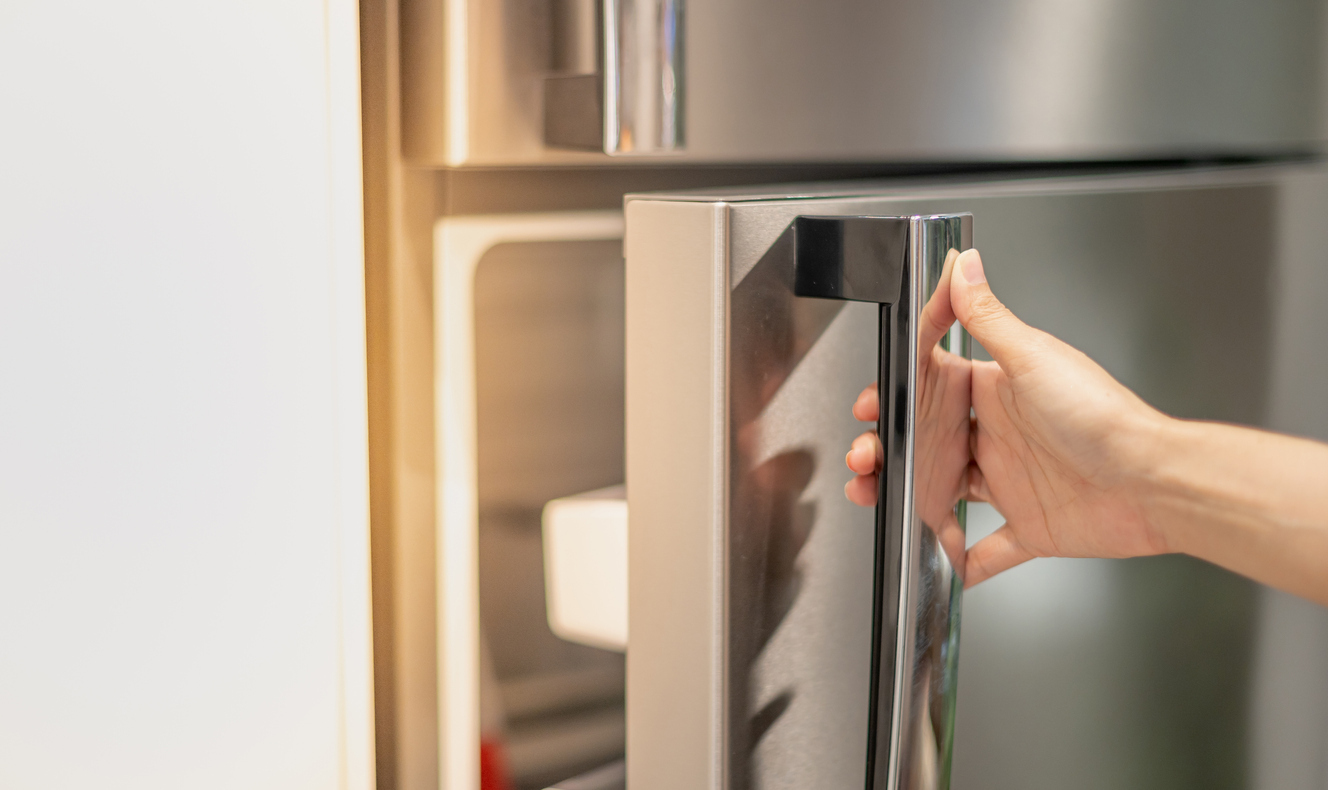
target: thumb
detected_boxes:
[950,249,1040,374]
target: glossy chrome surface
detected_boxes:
[789,214,972,790]
[882,216,970,790]
[626,166,1326,790]
[604,0,684,154]
[402,0,1321,165]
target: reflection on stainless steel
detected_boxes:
[402,0,1319,165]
[605,0,684,154]
[543,0,686,153]
[886,217,971,790]
[626,168,1301,790]
[727,221,849,790]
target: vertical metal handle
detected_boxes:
[794,214,971,790]
[545,0,685,154]
[872,284,909,790]
[604,0,684,153]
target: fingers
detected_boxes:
[949,249,1043,375]
[846,431,881,475]
[852,383,878,422]
[845,473,877,507]
[963,523,1036,588]
[847,386,882,507]
[845,431,882,506]
[916,248,960,354]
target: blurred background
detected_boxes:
[2,1,1328,789]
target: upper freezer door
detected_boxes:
[401,0,1324,165]
[624,166,1328,790]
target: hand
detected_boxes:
[844,249,973,573]
[846,249,1171,587]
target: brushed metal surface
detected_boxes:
[625,166,1323,790]
[404,0,1323,165]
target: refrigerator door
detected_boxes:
[624,166,1318,790]
[403,0,1323,165]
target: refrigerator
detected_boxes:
[624,166,1328,790]
[369,1,1328,788]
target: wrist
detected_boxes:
[1121,408,1189,556]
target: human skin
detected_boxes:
[845,248,1328,607]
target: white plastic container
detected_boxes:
[542,486,628,651]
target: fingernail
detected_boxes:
[960,250,985,285]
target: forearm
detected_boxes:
[1142,417,1328,606]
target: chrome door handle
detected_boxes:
[544,0,685,154]
[794,214,972,790]
[604,0,683,153]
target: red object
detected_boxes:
[480,738,512,790]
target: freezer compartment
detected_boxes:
[401,0,1324,165]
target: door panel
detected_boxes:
[626,166,1321,790]
[403,0,1322,165]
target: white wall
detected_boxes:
[0,2,373,788]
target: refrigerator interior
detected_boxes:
[473,238,629,790]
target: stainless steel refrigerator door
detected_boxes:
[402,0,1323,165]
[624,166,1317,790]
